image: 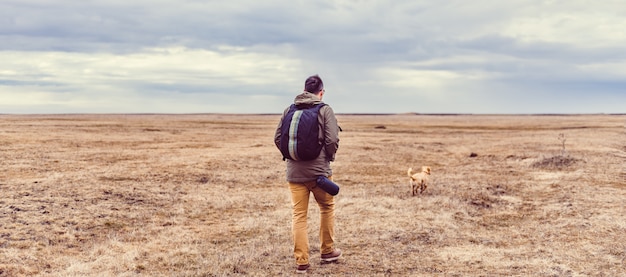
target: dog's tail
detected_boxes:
[407,167,413,178]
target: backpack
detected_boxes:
[278,103,326,161]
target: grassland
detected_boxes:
[0,114,624,276]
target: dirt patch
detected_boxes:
[531,155,580,169]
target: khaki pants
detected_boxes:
[289,177,335,265]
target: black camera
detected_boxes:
[316,176,340,196]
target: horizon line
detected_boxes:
[1,112,625,116]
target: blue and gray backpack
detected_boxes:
[279,103,326,161]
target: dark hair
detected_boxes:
[304,75,324,93]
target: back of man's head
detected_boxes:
[304,75,324,94]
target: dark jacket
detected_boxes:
[275,92,340,183]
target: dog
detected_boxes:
[408,166,431,196]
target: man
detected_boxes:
[274,75,342,274]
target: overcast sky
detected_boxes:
[1,0,625,114]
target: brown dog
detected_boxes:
[408,166,431,196]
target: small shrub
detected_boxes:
[531,133,579,170]
[531,155,578,169]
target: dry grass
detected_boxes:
[0,113,624,276]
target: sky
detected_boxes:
[1,0,625,114]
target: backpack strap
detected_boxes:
[295,102,325,110]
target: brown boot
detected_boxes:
[321,249,342,262]
[296,263,310,274]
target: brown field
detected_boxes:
[0,114,624,276]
